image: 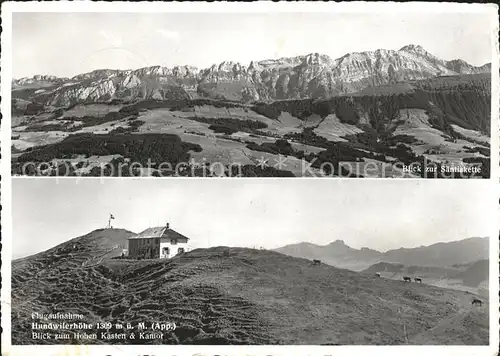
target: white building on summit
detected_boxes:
[127,223,190,259]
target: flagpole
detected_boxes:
[107,213,115,229]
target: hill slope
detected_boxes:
[11,229,489,345]
[11,73,491,178]
[454,259,489,288]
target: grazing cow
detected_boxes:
[472,298,483,307]
[403,276,412,282]
[313,259,321,265]
[375,272,381,278]
[414,277,422,283]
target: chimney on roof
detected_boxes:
[166,222,170,229]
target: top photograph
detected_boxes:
[8,6,498,178]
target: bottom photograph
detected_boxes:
[10,178,492,346]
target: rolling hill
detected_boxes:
[361,259,489,296]
[11,44,491,177]
[454,259,490,288]
[11,229,489,345]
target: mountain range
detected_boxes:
[13,44,491,106]
[274,236,489,271]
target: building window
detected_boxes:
[178,247,185,254]
[171,239,177,245]
[162,247,170,256]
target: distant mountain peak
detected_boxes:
[399,44,426,53]
[303,52,331,66]
[330,239,347,246]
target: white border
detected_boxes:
[1,2,499,356]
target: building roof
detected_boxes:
[128,226,190,240]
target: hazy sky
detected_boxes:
[12,179,492,258]
[12,11,494,78]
